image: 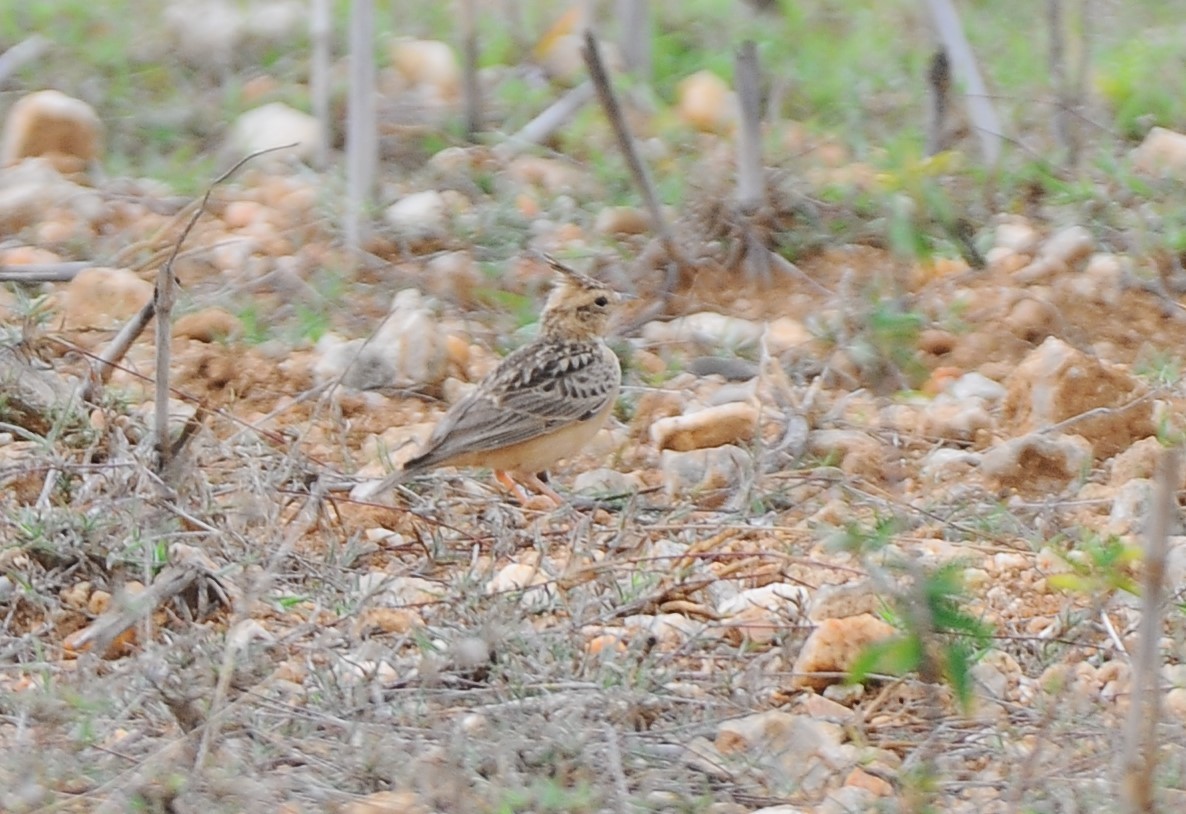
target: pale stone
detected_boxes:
[0,159,104,233]
[1131,126,1186,179]
[650,402,758,452]
[174,307,241,342]
[1,90,103,175]
[62,267,153,329]
[642,312,764,348]
[227,102,322,165]
[948,371,1006,402]
[1002,337,1153,458]
[313,289,448,391]
[807,429,884,479]
[384,190,448,242]
[677,71,737,133]
[661,444,752,508]
[594,205,650,236]
[981,432,1092,491]
[994,219,1040,254]
[791,613,897,691]
[390,39,461,101]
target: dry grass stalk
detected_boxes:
[460,0,483,139]
[925,48,951,156]
[345,0,378,253]
[1119,446,1179,813]
[309,0,333,169]
[1047,0,1071,159]
[733,40,772,284]
[615,0,651,80]
[0,261,90,283]
[923,0,1004,165]
[582,28,692,281]
[495,82,595,157]
[83,145,294,408]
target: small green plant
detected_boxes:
[838,517,993,711]
[1046,531,1141,597]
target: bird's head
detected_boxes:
[539,256,622,341]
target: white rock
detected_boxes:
[390,38,461,101]
[661,444,751,508]
[486,563,553,609]
[313,289,448,391]
[0,159,104,233]
[642,312,763,348]
[1131,126,1186,179]
[948,371,1006,403]
[227,102,322,165]
[384,190,448,242]
[572,467,641,496]
[920,397,992,442]
[920,447,980,481]
[1109,478,1153,534]
[981,432,1092,489]
[1039,225,1094,268]
[994,219,1040,254]
[718,583,809,617]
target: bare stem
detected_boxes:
[1120,446,1178,813]
[582,28,690,276]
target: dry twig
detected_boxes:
[1119,446,1178,813]
[582,28,692,287]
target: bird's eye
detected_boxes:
[595,295,609,307]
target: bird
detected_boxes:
[351,256,623,505]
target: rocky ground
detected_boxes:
[6,15,1186,814]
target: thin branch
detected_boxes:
[494,82,596,157]
[923,0,1004,165]
[0,35,50,86]
[83,144,297,404]
[582,28,692,276]
[924,48,951,156]
[0,261,90,283]
[460,0,483,139]
[1120,446,1178,813]
[310,0,333,169]
[345,0,378,253]
[1047,0,1072,159]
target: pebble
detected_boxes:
[660,444,751,509]
[920,397,992,442]
[572,467,642,496]
[806,429,884,479]
[1108,477,1153,534]
[980,432,1092,492]
[61,267,153,329]
[1,90,103,175]
[226,102,323,165]
[1131,126,1186,179]
[312,289,448,391]
[677,70,738,133]
[650,402,758,452]
[642,311,764,348]
[594,206,650,236]
[0,158,105,233]
[948,371,1007,403]
[791,613,897,691]
[390,39,460,102]
[384,190,448,243]
[1002,336,1153,458]
[174,307,241,342]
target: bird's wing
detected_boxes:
[405,340,619,469]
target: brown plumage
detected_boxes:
[352,257,622,503]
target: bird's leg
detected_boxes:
[494,470,565,508]
[522,472,566,506]
[494,469,532,503]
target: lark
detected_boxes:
[352,257,623,504]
